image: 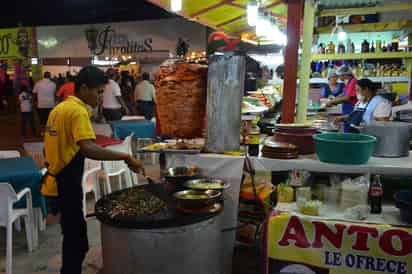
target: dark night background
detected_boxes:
[1,0,174,27]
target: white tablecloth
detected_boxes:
[252,153,412,176]
[167,154,244,274]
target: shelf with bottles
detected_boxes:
[312,60,409,79]
[310,76,409,84]
[312,52,412,61]
[313,37,411,61]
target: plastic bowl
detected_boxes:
[394,190,412,224]
[313,133,376,165]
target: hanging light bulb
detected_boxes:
[247,0,258,26]
[256,10,270,37]
[171,0,182,12]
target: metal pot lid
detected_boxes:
[174,189,222,201]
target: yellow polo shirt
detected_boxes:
[41,96,96,196]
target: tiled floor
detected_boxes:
[0,113,261,274]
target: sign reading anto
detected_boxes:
[265,213,412,274]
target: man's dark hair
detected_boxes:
[357,78,378,93]
[275,65,284,80]
[44,72,51,79]
[74,66,105,93]
[20,85,28,93]
[142,72,150,81]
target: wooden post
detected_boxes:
[296,0,315,123]
[281,0,304,123]
[205,53,245,153]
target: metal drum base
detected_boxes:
[101,217,222,274]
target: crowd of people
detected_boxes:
[0,68,156,138]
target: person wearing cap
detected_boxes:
[334,78,392,132]
[326,65,358,116]
[42,66,143,274]
[321,69,344,99]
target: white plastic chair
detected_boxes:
[122,134,140,186]
[101,160,133,194]
[82,166,102,218]
[82,158,104,217]
[0,183,35,274]
[0,150,21,159]
[102,135,135,193]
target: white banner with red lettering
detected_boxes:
[265,212,412,274]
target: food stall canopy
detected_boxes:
[146,0,288,41]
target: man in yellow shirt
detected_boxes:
[42,66,143,274]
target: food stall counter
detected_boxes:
[251,152,412,176]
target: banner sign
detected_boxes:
[0,27,32,59]
[37,18,206,59]
[265,212,412,274]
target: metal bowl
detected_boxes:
[174,189,222,208]
[184,179,230,191]
[164,166,202,185]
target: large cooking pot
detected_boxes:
[359,121,411,158]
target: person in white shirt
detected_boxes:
[134,72,156,120]
[102,69,129,121]
[334,78,392,132]
[18,85,35,137]
[33,72,56,130]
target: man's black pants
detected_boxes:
[56,153,88,274]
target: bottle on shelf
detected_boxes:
[327,41,335,54]
[382,41,387,52]
[391,38,399,52]
[321,62,327,78]
[361,40,370,53]
[248,119,260,157]
[337,42,346,54]
[375,40,382,52]
[376,63,381,77]
[369,175,383,214]
[318,43,325,54]
[346,39,353,53]
[350,42,355,54]
[370,42,375,53]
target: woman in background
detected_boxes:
[321,70,344,99]
[334,78,392,132]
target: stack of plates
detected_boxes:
[262,139,299,159]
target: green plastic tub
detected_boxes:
[313,133,377,165]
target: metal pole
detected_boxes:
[281,0,304,123]
[408,33,412,102]
[296,0,316,123]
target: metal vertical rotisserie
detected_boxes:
[205,53,246,153]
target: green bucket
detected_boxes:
[313,133,377,165]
